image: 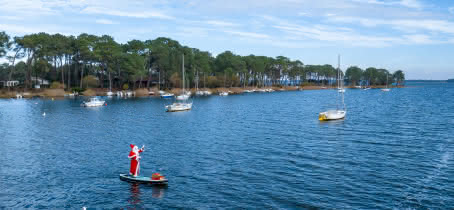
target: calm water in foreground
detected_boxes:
[1,82,453,209]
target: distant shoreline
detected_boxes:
[0,85,403,99]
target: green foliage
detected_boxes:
[345,66,363,85]
[0,31,11,58]
[50,81,64,89]
[393,70,405,86]
[0,31,406,89]
[71,87,85,93]
[122,83,129,90]
[82,75,98,88]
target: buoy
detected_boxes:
[105,103,107,106]
[42,112,46,116]
[52,98,54,101]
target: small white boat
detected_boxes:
[184,91,192,96]
[203,90,212,95]
[363,87,371,90]
[116,91,123,97]
[243,90,253,93]
[319,110,346,121]
[176,94,190,100]
[106,91,114,97]
[16,94,23,99]
[125,91,134,97]
[266,88,275,92]
[165,102,192,112]
[338,88,346,93]
[159,90,166,95]
[354,86,361,89]
[82,97,105,107]
[161,93,174,98]
[195,91,205,96]
[219,92,229,96]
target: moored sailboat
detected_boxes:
[381,74,391,92]
[319,55,347,121]
[166,54,192,112]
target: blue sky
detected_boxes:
[1,0,454,79]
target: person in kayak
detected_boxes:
[128,144,145,177]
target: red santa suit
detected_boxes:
[128,144,144,177]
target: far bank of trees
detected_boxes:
[0,31,405,90]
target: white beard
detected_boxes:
[133,146,140,156]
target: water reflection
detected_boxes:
[318,119,346,125]
[127,183,167,207]
[152,186,167,198]
[128,184,142,206]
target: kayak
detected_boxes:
[119,174,168,185]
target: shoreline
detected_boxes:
[0,85,404,99]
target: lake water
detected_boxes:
[1,82,453,209]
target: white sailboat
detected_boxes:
[338,69,346,93]
[219,73,229,96]
[381,74,391,92]
[166,54,192,112]
[319,55,347,121]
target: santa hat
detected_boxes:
[130,144,135,149]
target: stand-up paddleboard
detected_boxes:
[119,174,168,185]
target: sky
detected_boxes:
[0,0,454,79]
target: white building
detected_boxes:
[0,80,19,87]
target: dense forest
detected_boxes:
[0,31,405,90]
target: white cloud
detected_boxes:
[224,30,270,39]
[81,6,175,19]
[402,34,435,44]
[205,20,239,27]
[297,12,311,17]
[449,7,454,14]
[0,23,76,35]
[95,19,118,25]
[399,0,423,9]
[0,16,23,21]
[273,24,401,47]
[0,0,55,15]
[328,16,454,34]
[353,0,423,9]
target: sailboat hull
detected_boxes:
[319,110,346,121]
[166,103,192,112]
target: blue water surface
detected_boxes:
[0,82,453,209]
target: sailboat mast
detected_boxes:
[182,54,185,94]
[337,54,340,110]
[386,74,388,88]
[337,55,342,88]
[339,54,345,110]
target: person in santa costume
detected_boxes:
[128,144,145,177]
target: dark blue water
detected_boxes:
[1,83,453,209]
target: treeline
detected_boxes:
[0,31,405,90]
